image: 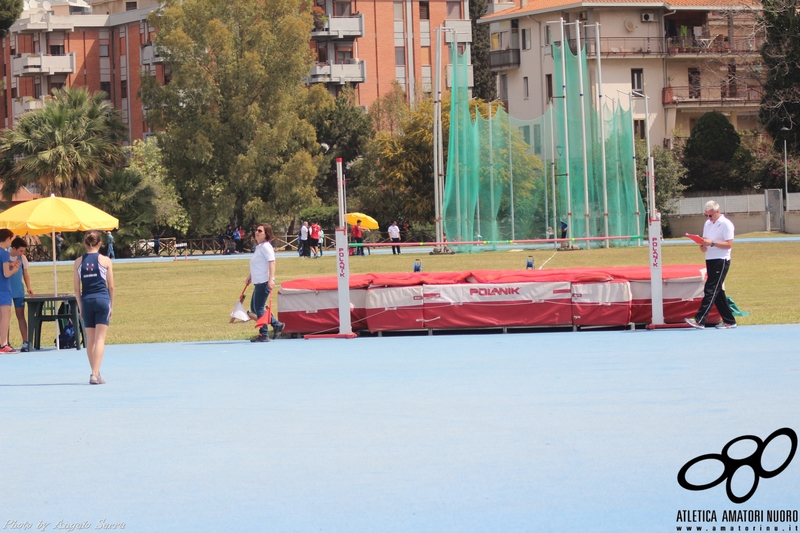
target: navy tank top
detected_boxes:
[80,253,109,299]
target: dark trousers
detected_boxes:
[391,238,401,254]
[250,282,280,337]
[354,237,364,255]
[695,259,736,326]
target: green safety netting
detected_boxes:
[443,40,646,251]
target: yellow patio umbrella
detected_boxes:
[0,194,118,294]
[345,212,379,230]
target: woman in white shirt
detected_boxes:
[246,223,285,342]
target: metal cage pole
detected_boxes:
[575,21,591,247]
[593,23,610,248]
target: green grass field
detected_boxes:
[18,238,800,346]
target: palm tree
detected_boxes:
[0,86,128,200]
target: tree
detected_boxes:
[682,111,752,191]
[303,85,374,201]
[635,139,687,218]
[128,138,189,234]
[89,169,157,255]
[759,0,800,150]
[0,0,23,38]
[140,0,320,235]
[0,87,128,200]
[470,0,496,101]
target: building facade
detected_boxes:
[0,0,473,145]
[1,0,164,143]
[482,0,765,148]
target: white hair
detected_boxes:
[704,200,720,212]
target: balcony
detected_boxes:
[307,60,367,85]
[12,53,76,76]
[662,85,763,107]
[141,44,163,65]
[552,34,765,58]
[12,97,46,120]
[311,14,364,40]
[489,48,520,70]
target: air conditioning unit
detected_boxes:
[640,12,655,22]
[578,10,588,21]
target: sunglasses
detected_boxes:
[256,229,264,233]
[705,214,714,219]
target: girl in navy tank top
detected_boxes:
[74,231,115,385]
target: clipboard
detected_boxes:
[685,233,705,244]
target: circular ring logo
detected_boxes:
[677,428,797,504]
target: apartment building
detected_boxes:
[481,0,765,148]
[308,0,473,107]
[0,0,164,143]
[0,0,473,147]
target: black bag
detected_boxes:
[55,302,77,349]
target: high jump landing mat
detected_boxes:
[1,324,799,532]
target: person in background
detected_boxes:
[351,220,364,256]
[318,228,325,256]
[106,231,116,259]
[299,221,309,258]
[388,221,401,255]
[246,223,285,342]
[9,237,33,352]
[55,232,63,260]
[153,229,164,256]
[74,231,114,384]
[233,226,242,253]
[309,221,321,258]
[0,229,20,353]
[685,200,737,330]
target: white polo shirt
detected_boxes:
[249,241,276,284]
[388,224,400,239]
[702,214,734,260]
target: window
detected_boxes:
[317,45,328,63]
[121,83,128,99]
[99,44,109,57]
[631,68,643,94]
[545,25,552,46]
[634,119,646,140]
[533,124,542,155]
[499,74,508,102]
[334,0,351,17]
[446,1,460,19]
[393,1,403,20]
[491,32,502,51]
[520,125,531,146]
[420,1,429,20]
[50,45,64,55]
[335,44,353,64]
[164,65,172,85]
[523,77,529,99]
[395,47,405,66]
[724,63,737,98]
[546,74,553,101]
[688,68,700,98]
[511,20,519,49]
[50,82,64,92]
[125,1,137,10]
[522,28,531,50]
[10,87,17,98]
[100,81,111,97]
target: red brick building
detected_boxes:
[1,0,472,142]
